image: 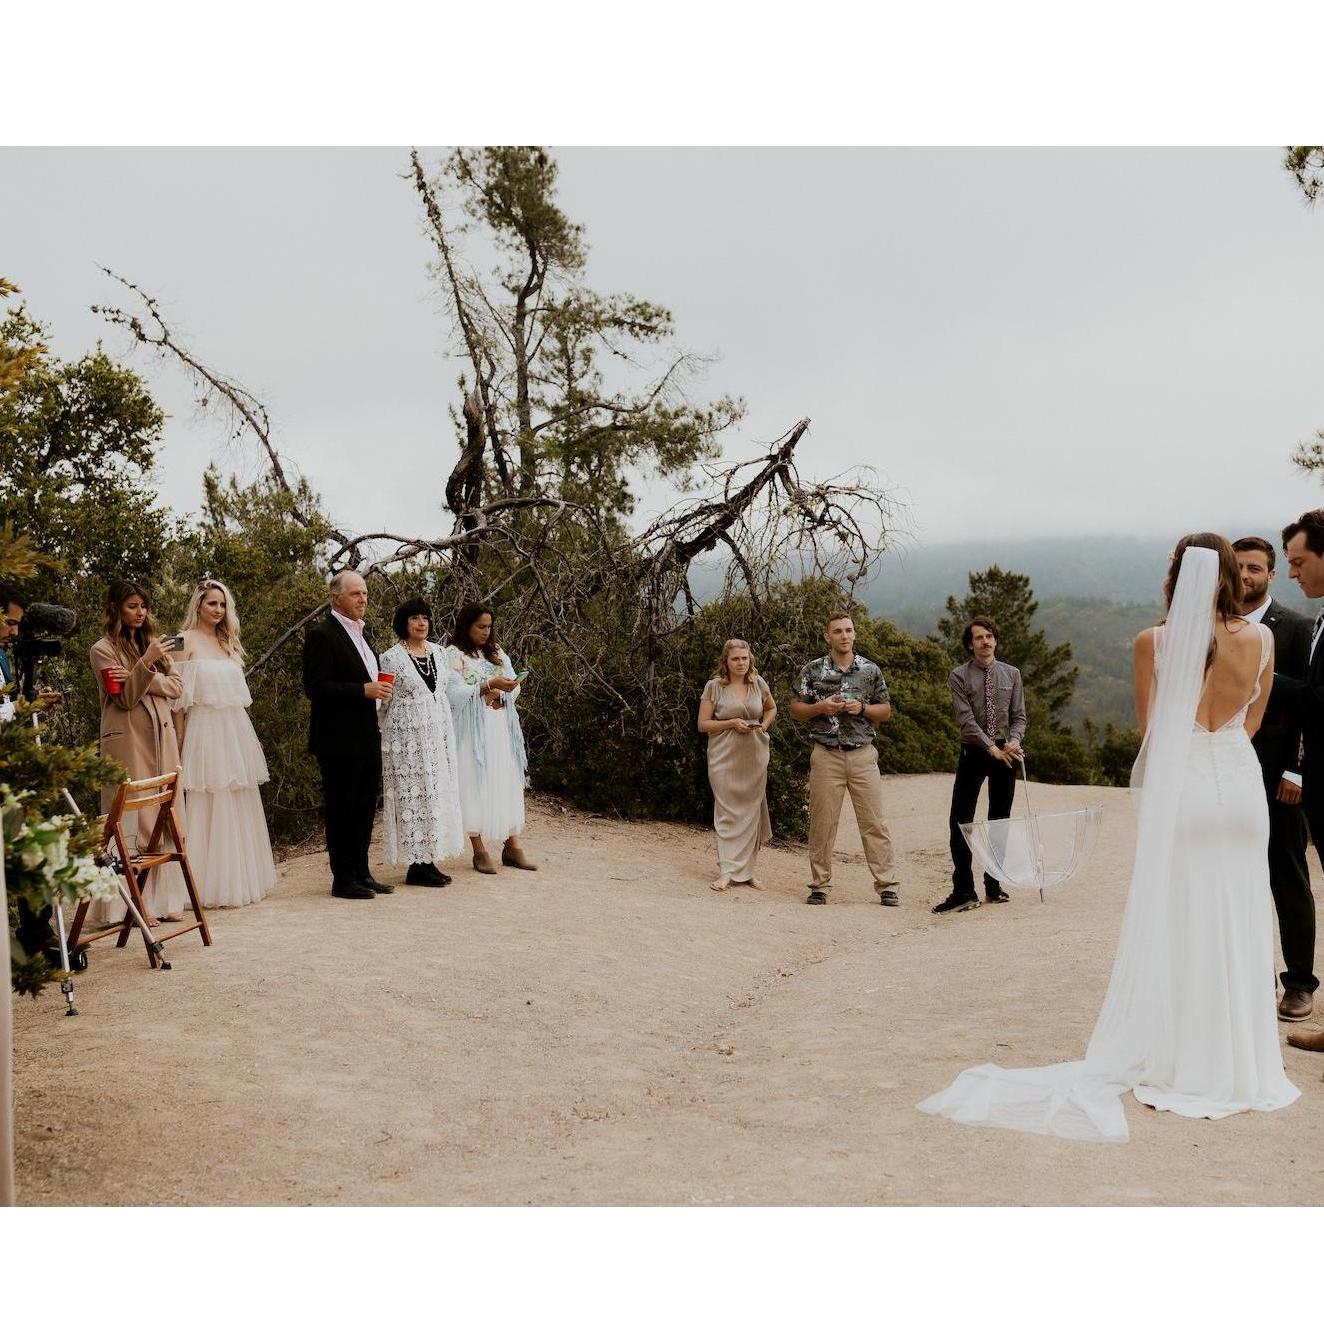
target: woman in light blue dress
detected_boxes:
[445,602,536,875]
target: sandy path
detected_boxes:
[12,775,1324,1205]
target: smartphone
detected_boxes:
[164,635,186,651]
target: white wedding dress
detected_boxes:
[919,547,1300,1141]
[174,657,277,908]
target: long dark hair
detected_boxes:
[102,578,162,666]
[1162,532,1242,673]
[450,601,501,664]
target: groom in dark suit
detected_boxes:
[303,570,395,900]
[1276,512,1324,1055]
[1233,537,1315,1021]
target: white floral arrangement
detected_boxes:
[2,786,121,904]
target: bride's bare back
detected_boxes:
[1133,617,1274,738]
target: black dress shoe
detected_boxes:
[359,874,395,894]
[425,863,452,885]
[406,862,446,888]
[331,879,375,899]
[932,892,980,914]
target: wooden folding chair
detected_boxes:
[68,767,212,969]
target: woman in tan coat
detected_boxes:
[88,579,188,920]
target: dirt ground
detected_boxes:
[12,774,1324,1205]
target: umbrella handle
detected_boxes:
[1015,751,1034,817]
[1015,753,1048,895]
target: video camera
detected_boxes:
[14,601,77,700]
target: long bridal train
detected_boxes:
[919,542,1300,1142]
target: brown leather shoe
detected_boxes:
[1285,1024,1324,1051]
[1278,989,1313,1022]
[472,850,498,875]
[501,845,538,871]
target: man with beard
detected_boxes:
[1233,536,1315,1021]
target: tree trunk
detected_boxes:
[1,820,16,1206]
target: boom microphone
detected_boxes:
[20,602,77,637]
[13,602,77,700]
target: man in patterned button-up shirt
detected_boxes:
[790,611,899,906]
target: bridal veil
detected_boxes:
[918,546,1222,1142]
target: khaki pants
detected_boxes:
[808,743,897,893]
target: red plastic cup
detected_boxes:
[377,671,395,686]
[100,666,123,695]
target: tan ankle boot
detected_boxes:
[472,849,498,875]
[501,845,538,871]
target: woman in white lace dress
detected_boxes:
[445,602,536,875]
[172,580,277,908]
[377,597,464,886]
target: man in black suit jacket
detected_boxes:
[1276,512,1324,1057]
[302,570,395,900]
[1234,537,1315,1021]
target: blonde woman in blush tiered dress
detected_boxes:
[698,638,776,892]
[171,579,277,908]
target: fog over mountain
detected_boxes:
[860,530,1317,627]
[865,535,1166,619]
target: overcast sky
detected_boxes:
[4,146,1323,551]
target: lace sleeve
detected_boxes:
[444,645,483,710]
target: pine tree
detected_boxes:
[934,565,1090,783]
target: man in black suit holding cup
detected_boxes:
[303,570,395,900]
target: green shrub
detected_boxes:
[523,578,959,842]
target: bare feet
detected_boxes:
[710,876,731,892]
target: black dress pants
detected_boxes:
[1279,781,1322,993]
[949,741,1017,897]
[317,749,381,885]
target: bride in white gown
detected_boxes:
[919,534,1300,1142]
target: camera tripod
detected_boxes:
[29,713,169,1017]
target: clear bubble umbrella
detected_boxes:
[960,758,1102,902]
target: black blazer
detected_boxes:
[302,615,380,759]
[1271,601,1324,799]
[1253,599,1312,784]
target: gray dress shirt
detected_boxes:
[949,658,1027,749]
